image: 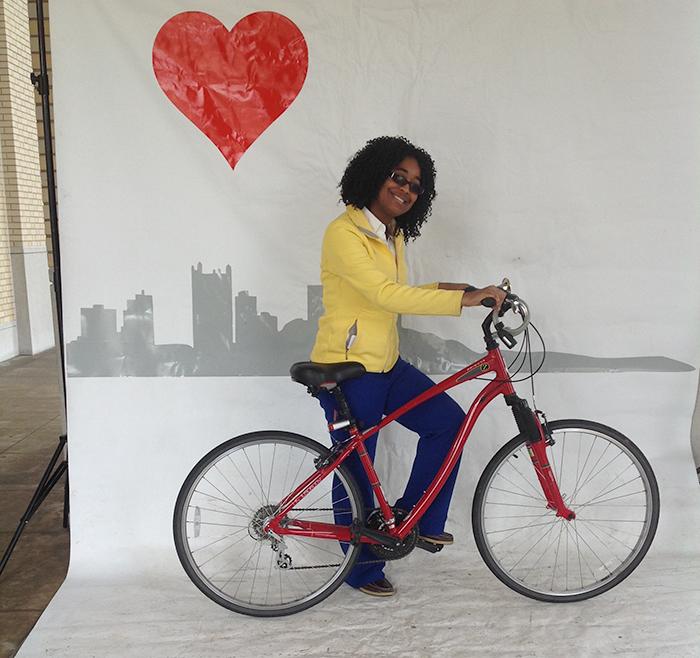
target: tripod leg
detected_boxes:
[63,465,69,529]
[33,461,68,510]
[0,435,68,577]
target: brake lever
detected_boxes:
[498,295,516,317]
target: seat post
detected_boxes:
[330,386,357,429]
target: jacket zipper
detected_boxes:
[345,319,358,359]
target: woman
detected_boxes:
[310,136,505,597]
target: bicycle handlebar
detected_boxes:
[476,279,531,349]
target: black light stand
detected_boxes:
[0,0,68,577]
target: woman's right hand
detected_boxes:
[461,285,507,310]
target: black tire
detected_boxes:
[472,419,659,602]
[174,431,364,616]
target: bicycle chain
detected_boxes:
[288,559,384,570]
[285,508,387,568]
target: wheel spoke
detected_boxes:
[189,505,250,520]
[192,489,249,512]
[503,454,546,499]
[569,451,625,505]
[266,443,277,505]
[577,476,644,509]
[564,520,614,583]
[187,520,247,529]
[489,509,555,550]
[486,519,557,536]
[190,527,248,554]
[300,480,349,512]
[243,446,268,505]
[224,454,263,508]
[576,517,634,559]
[571,434,590,501]
[484,501,546,509]
[487,486,545,502]
[230,542,262,599]
[212,464,259,513]
[495,466,545,502]
[507,520,560,572]
[519,520,563,584]
[551,521,565,590]
[569,441,611,501]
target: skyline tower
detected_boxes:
[121,291,154,347]
[192,263,233,359]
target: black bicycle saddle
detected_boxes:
[290,361,366,389]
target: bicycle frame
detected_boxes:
[266,345,574,544]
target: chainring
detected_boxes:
[366,507,417,560]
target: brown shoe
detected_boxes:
[418,532,454,546]
[358,578,395,597]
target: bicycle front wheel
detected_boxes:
[174,431,363,616]
[472,419,659,602]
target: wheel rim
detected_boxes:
[177,437,359,612]
[478,427,656,598]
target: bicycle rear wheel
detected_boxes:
[174,431,363,616]
[472,419,659,602]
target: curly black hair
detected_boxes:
[339,136,437,242]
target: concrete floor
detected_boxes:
[0,350,68,658]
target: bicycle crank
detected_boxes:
[366,508,418,560]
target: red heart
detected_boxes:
[153,11,308,169]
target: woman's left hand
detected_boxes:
[460,285,507,310]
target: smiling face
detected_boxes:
[369,156,422,225]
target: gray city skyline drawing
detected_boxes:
[65,263,694,377]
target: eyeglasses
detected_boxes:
[388,171,424,196]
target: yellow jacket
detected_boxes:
[310,205,464,372]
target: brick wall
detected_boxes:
[0,0,47,324]
[0,5,16,325]
[0,135,13,325]
[1,0,45,238]
[28,0,52,268]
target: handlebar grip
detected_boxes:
[465,286,495,308]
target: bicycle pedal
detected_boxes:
[416,538,443,553]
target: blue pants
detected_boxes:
[316,357,465,588]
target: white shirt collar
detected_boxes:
[362,207,393,245]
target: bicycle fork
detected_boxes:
[505,395,576,520]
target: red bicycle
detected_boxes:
[173,285,659,616]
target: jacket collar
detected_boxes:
[346,205,401,243]
[346,205,405,280]
[346,205,380,239]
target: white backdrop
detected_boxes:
[22,1,700,655]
